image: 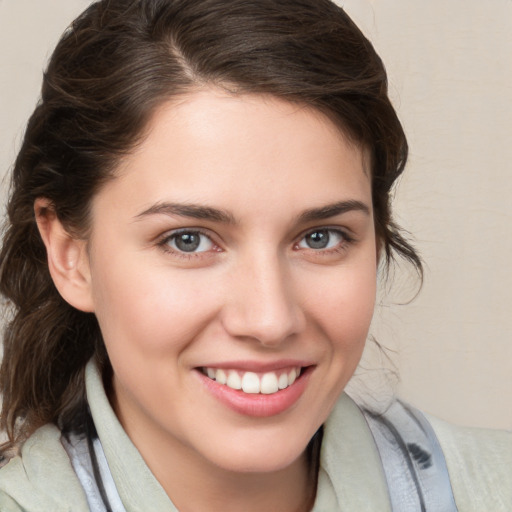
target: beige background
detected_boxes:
[1,0,511,430]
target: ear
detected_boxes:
[34,198,95,313]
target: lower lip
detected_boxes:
[197,367,312,418]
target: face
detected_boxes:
[84,90,377,475]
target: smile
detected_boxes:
[197,364,312,417]
[201,367,302,395]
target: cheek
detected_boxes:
[297,260,377,421]
[88,252,220,356]
[310,261,376,336]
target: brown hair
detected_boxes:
[0,0,421,450]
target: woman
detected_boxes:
[0,1,510,510]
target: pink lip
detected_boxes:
[196,365,313,418]
[198,359,314,373]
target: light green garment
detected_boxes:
[0,362,510,511]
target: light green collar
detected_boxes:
[86,361,390,511]
[86,361,175,511]
[314,393,391,511]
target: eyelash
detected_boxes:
[156,229,220,259]
[294,227,355,256]
[156,227,355,258]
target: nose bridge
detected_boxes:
[222,247,304,345]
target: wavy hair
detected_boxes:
[0,0,421,450]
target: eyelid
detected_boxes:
[293,226,356,257]
[156,227,222,255]
[295,226,354,244]
[298,229,342,249]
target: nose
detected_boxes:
[220,253,306,347]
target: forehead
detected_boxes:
[96,89,371,220]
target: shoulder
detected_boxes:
[428,414,512,510]
[0,424,90,512]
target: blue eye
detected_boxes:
[298,229,344,250]
[165,231,215,253]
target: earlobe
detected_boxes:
[34,198,95,313]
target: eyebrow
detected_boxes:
[134,199,370,225]
[134,202,236,224]
[298,200,370,223]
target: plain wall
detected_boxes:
[1,0,511,430]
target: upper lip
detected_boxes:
[196,359,314,373]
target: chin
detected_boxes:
[213,450,304,475]
[198,427,313,475]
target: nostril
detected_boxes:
[220,263,306,344]
[220,306,304,346]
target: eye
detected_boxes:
[163,230,215,253]
[297,229,345,250]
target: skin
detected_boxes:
[38,89,378,512]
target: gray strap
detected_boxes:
[62,433,127,512]
[63,401,456,511]
[362,401,458,512]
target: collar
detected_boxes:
[85,361,391,511]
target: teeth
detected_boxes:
[278,373,288,390]
[204,367,302,395]
[226,370,242,390]
[242,372,260,394]
[216,369,227,385]
[260,372,279,394]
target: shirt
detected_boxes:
[0,361,511,511]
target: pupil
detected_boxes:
[307,230,329,249]
[176,233,200,252]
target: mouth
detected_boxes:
[200,366,302,395]
[196,364,313,417]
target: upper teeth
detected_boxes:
[204,367,300,395]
